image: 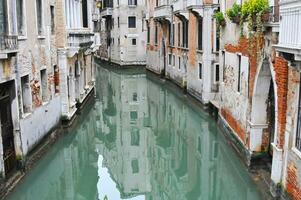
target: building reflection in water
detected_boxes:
[6,64,263,200]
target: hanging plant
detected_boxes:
[242,0,269,22]
[226,3,242,24]
[214,12,226,27]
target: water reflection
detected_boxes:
[6,64,263,200]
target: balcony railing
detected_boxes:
[0,35,18,52]
[265,6,280,23]
[67,30,94,49]
[154,5,172,19]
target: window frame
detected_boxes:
[16,0,27,38]
[36,0,44,36]
[128,16,136,28]
[294,75,301,154]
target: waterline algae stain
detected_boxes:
[6,63,263,200]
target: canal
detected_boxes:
[6,63,263,200]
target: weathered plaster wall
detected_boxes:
[20,96,61,155]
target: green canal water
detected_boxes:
[6,63,263,200]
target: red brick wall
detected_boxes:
[224,36,264,97]
[287,163,301,200]
[221,108,247,143]
[273,56,288,148]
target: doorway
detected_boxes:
[0,82,16,175]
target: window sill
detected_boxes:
[196,49,203,54]
[178,46,189,51]
[128,5,137,7]
[37,35,46,39]
[292,147,301,159]
[18,36,27,41]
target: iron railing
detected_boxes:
[0,35,18,52]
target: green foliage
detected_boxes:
[214,11,226,26]
[226,3,242,22]
[241,0,269,19]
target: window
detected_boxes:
[36,0,43,35]
[178,57,181,70]
[199,63,202,79]
[198,17,203,50]
[118,37,120,45]
[128,16,136,28]
[177,23,180,47]
[54,65,59,93]
[156,0,158,6]
[40,69,47,102]
[215,64,220,83]
[147,24,150,43]
[172,23,175,46]
[21,75,31,114]
[17,0,25,35]
[131,128,140,146]
[132,38,136,45]
[155,24,158,44]
[215,25,220,51]
[182,20,188,48]
[238,55,241,92]
[132,92,138,101]
[82,0,88,28]
[130,111,138,121]
[128,0,137,5]
[50,6,55,34]
[172,55,175,67]
[168,54,172,65]
[131,159,139,173]
[168,23,173,46]
[296,78,301,151]
[117,17,120,28]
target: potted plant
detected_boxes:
[226,3,242,24]
[242,0,269,23]
[214,12,226,27]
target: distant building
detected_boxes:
[98,0,147,66]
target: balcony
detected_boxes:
[92,13,100,21]
[67,30,94,57]
[263,6,280,31]
[275,0,301,61]
[187,0,202,8]
[100,8,113,17]
[154,5,172,20]
[0,35,18,59]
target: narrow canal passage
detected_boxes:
[6,63,263,200]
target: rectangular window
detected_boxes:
[178,57,181,70]
[172,55,175,67]
[131,128,140,146]
[168,23,172,46]
[215,64,220,82]
[147,24,150,43]
[131,159,139,173]
[17,0,25,35]
[296,77,301,151]
[50,5,55,34]
[128,16,136,28]
[172,23,175,46]
[40,69,47,102]
[54,65,59,93]
[198,18,203,50]
[117,17,120,28]
[128,0,137,5]
[168,54,172,65]
[130,111,138,121]
[133,92,138,102]
[182,20,188,48]
[199,63,202,79]
[216,25,220,51]
[82,0,88,28]
[36,0,43,35]
[21,75,31,114]
[177,23,180,47]
[238,55,241,92]
[155,25,158,44]
[132,38,136,45]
